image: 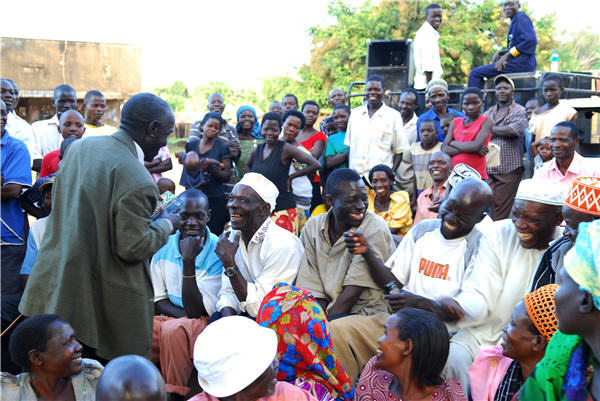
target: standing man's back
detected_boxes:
[19,93,182,361]
[413,4,444,90]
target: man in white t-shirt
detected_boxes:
[330,178,492,382]
[413,4,444,90]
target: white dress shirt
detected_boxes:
[216,218,304,317]
[344,103,408,180]
[413,21,443,90]
[32,114,61,157]
[6,111,40,161]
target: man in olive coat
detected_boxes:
[19,93,182,361]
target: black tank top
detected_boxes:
[251,141,296,211]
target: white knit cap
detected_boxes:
[235,172,279,213]
[193,316,278,398]
[515,179,567,206]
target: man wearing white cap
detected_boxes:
[190,316,317,400]
[441,178,566,390]
[214,173,304,318]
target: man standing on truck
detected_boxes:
[413,4,444,90]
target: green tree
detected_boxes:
[300,0,558,108]
[556,30,600,71]
[153,80,189,112]
[260,75,305,111]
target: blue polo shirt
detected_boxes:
[416,108,465,142]
[150,227,223,315]
[1,130,32,244]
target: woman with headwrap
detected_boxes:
[235,106,263,178]
[516,220,600,400]
[469,284,559,401]
[256,283,354,401]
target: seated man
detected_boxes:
[414,151,451,224]
[215,173,304,318]
[468,0,537,88]
[150,189,223,400]
[295,168,395,319]
[442,178,565,389]
[533,122,600,186]
[329,178,493,383]
[531,176,600,290]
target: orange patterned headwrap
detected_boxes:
[563,177,600,216]
[524,284,559,343]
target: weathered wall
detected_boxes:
[0,37,141,100]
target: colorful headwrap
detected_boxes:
[257,283,354,401]
[524,284,559,343]
[236,105,262,139]
[564,219,600,310]
[563,177,600,216]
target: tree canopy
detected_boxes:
[155,0,597,118]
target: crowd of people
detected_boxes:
[1,1,600,400]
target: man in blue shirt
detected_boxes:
[1,99,32,296]
[416,80,465,142]
[150,189,223,400]
[468,0,537,88]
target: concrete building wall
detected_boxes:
[1,37,141,124]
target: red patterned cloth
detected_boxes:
[271,208,299,235]
[257,283,354,401]
[355,357,466,401]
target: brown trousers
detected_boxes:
[152,315,209,396]
[488,168,523,221]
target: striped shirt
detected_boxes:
[485,101,528,175]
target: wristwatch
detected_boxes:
[224,266,238,277]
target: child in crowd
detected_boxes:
[157,177,176,195]
[410,118,443,192]
[440,113,454,138]
[525,98,541,121]
[532,137,553,172]
[529,74,577,141]
[442,87,492,179]
[39,110,85,177]
[282,110,313,230]
[324,104,350,171]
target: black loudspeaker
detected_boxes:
[366,40,412,95]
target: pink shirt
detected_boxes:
[189,382,318,401]
[414,181,448,224]
[533,152,600,186]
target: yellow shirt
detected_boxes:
[84,123,117,136]
[367,190,413,235]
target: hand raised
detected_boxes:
[216,231,240,266]
[180,235,204,261]
[343,230,368,254]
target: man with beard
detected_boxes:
[442,178,565,389]
[319,88,347,136]
[214,173,303,319]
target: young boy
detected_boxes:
[532,137,553,172]
[39,110,85,177]
[440,113,455,138]
[410,118,443,192]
